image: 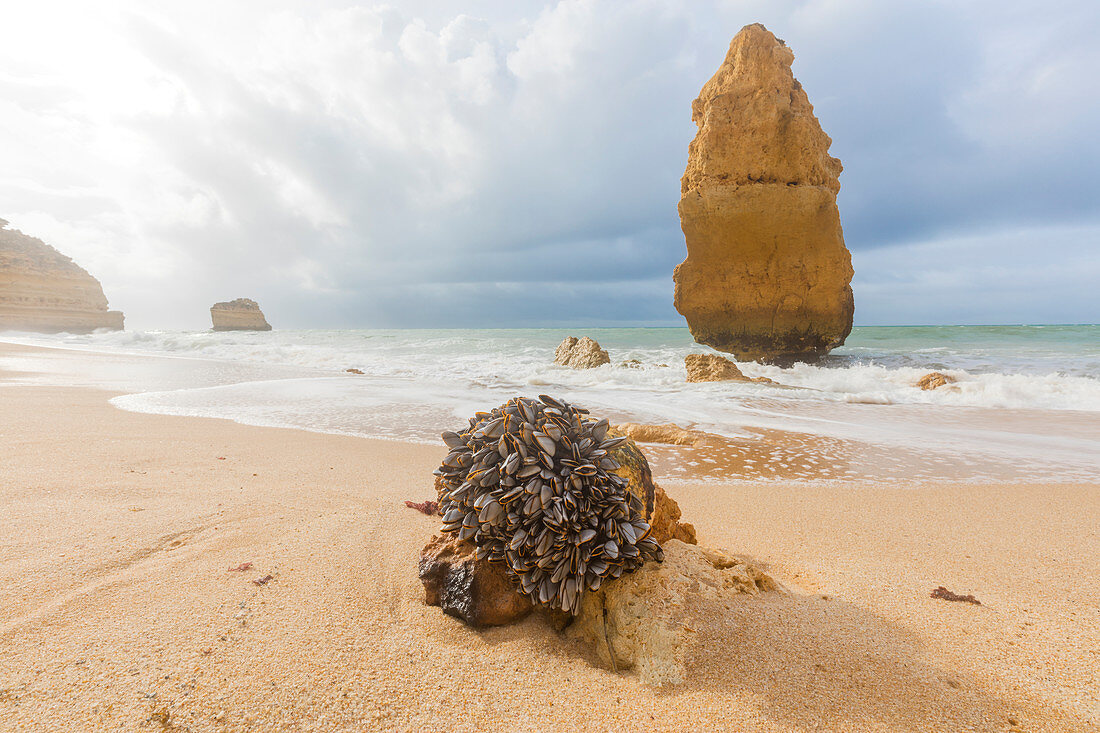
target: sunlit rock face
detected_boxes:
[553,336,610,369]
[210,298,272,331]
[0,219,124,333]
[673,24,854,364]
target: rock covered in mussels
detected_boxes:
[433,395,663,615]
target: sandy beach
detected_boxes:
[4,1,1099,729]
[0,346,1096,732]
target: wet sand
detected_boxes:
[0,383,1097,730]
[641,421,1100,483]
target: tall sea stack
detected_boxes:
[673,24,854,364]
[0,218,124,333]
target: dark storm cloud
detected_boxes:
[2,0,1098,328]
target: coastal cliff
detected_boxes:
[673,24,854,364]
[210,298,272,331]
[0,219,124,333]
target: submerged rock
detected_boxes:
[210,298,271,331]
[685,353,775,384]
[916,372,955,390]
[673,23,854,364]
[418,534,533,627]
[0,219,124,333]
[613,422,708,447]
[569,540,776,687]
[554,336,610,369]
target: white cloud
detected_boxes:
[1,0,1097,329]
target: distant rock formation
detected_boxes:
[210,298,271,331]
[916,372,955,390]
[554,336,610,368]
[673,23,854,364]
[684,353,775,384]
[0,218,124,333]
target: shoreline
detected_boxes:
[0,376,1096,729]
[4,339,1099,486]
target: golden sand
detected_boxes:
[0,381,1097,731]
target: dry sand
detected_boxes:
[0,381,1097,730]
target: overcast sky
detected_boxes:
[2,0,1098,329]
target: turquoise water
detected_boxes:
[2,325,1098,482]
[6,323,1097,375]
[836,325,1100,376]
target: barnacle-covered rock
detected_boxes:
[570,540,776,686]
[432,396,663,615]
[603,431,696,545]
[418,534,533,627]
[605,435,656,518]
[553,337,611,369]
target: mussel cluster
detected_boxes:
[433,395,663,614]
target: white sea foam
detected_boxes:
[3,326,1099,481]
[7,326,1098,410]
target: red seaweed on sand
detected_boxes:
[931,586,981,605]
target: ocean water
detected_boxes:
[2,325,1098,482]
